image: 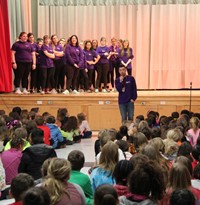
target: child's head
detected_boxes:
[63,116,78,132]
[43,158,71,205]
[77,112,86,124]
[170,189,195,205]
[94,184,118,205]
[171,112,179,119]
[169,163,191,191]
[128,160,164,201]
[189,117,200,131]
[10,173,34,201]
[113,160,133,185]
[46,116,56,124]
[41,158,53,177]
[35,115,45,126]
[119,125,128,136]
[10,134,24,150]
[115,140,129,152]
[99,141,119,173]
[149,137,165,154]
[23,187,50,205]
[30,128,44,145]
[67,150,85,171]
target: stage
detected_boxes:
[0,90,199,130]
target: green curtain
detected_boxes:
[39,0,200,5]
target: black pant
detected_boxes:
[96,63,109,89]
[14,62,32,89]
[30,64,41,91]
[77,69,89,90]
[110,61,120,79]
[54,60,64,90]
[92,66,97,88]
[88,69,94,88]
[59,64,66,90]
[40,67,55,90]
[66,64,80,90]
[107,70,114,88]
[127,69,132,76]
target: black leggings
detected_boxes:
[96,63,109,89]
[77,69,89,90]
[127,69,132,76]
[88,69,94,88]
[40,67,55,90]
[14,62,32,89]
[66,64,80,90]
[54,60,64,90]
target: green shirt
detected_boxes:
[60,129,79,141]
[69,170,94,205]
[4,139,30,151]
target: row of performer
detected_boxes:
[11,32,134,94]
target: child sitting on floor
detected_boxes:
[77,113,92,138]
[61,116,82,144]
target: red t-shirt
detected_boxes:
[37,125,51,145]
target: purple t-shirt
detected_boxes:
[53,44,63,61]
[65,44,84,67]
[108,45,120,63]
[40,44,54,68]
[11,41,34,63]
[96,46,109,64]
[115,75,137,104]
[83,49,98,69]
[31,43,38,52]
[36,45,42,65]
[119,48,134,69]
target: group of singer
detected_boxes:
[11,32,134,95]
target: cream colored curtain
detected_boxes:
[8,0,32,44]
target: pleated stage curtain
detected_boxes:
[0,0,12,92]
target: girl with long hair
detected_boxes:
[64,35,84,94]
[91,141,118,191]
[51,34,64,93]
[40,35,56,94]
[43,158,86,205]
[119,39,134,76]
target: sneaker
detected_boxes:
[22,89,30,94]
[40,90,45,95]
[72,90,79,94]
[51,89,57,94]
[15,89,22,95]
[63,89,69,95]
[95,89,99,93]
[102,89,107,93]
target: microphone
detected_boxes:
[189,82,192,112]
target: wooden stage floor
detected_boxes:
[0,90,199,130]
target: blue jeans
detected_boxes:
[119,101,134,123]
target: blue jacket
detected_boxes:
[46,123,63,148]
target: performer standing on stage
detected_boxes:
[11,32,36,94]
[51,34,64,93]
[95,37,110,93]
[64,35,84,94]
[115,66,137,123]
[28,33,38,93]
[108,37,120,90]
[84,40,99,91]
[40,35,56,94]
[119,39,134,76]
